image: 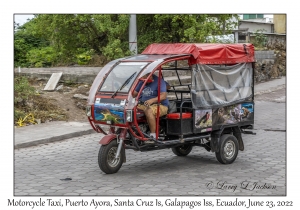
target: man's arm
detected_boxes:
[132,90,138,98]
[165,82,171,90]
[144,92,167,106]
[132,81,143,98]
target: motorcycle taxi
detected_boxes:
[86,43,256,174]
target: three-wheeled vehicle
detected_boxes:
[87,43,256,174]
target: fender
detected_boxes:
[210,125,244,152]
[99,134,117,145]
[99,134,127,163]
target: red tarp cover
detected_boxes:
[142,43,255,64]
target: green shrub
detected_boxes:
[253,29,267,49]
[14,109,26,121]
[76,49,95,65]
[102,39,131,61]
[14,76,35,102]
[27,46,58,67]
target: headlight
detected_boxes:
[86,105,91,116]
[126,110,133,122]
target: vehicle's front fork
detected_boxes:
[115,128,127,159]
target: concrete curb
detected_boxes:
[14,128,96,149]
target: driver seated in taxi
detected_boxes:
[132,73,169,140]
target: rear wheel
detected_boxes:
[215,134,239,164]
[98,139,124,174]
[172,144,193,156]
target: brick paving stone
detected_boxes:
[60,187,81,191]
[74,189,90,194]
[164,188,178,192]
[24,189,40,193]
[147,188,162,192]
[50,186,67,190]
[15,186,33,190]
[82,186,100,191]
[30,192,46,196]
[24,186,46,191]
[62,193,80,196]
[38,189,58,194]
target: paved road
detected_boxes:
[14,89,286,196]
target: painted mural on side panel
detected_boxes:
[212,103,254,126]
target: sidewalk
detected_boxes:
[14,77,286,149]
[254,76,286,96]
[14,121,96,149]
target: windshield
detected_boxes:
[99,62,149,93]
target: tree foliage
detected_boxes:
[14,21,49,67]
[137,14,238,52]
[31,14,131,63]
[14,14,238,67]
[253,29,267,49]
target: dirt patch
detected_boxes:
[30,78,91,123]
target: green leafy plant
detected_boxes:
[14,110,26,122]
[14,76,36,124]
[27,46,58,67]
[102,39,131,61]
[14,76,35,102]
[76,49,95,65]
[253,29,267,48]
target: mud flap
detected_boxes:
[210,130,222,153]
[232,127,244,151]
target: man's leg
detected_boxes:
[140,104,168,139]
[137,104,156,133]
[144,107,156,133]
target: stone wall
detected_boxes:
[253,35,286,82]
[254,51,275,82]
[14,67,102,84]
[254,50,286,83]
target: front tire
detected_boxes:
[172,144,193,156]
[215,134,239,164]
[98,139,124,174]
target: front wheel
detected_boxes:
[215,134,239,164]
[172,145,193,156]
[98,139,124,174]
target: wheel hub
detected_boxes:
[107,147,120,167]
[179,145,190,152]
[224,140,235,159]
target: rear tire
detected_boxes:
[172,145,193,156]
[98,139,124,174]
[215,134,239,164]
